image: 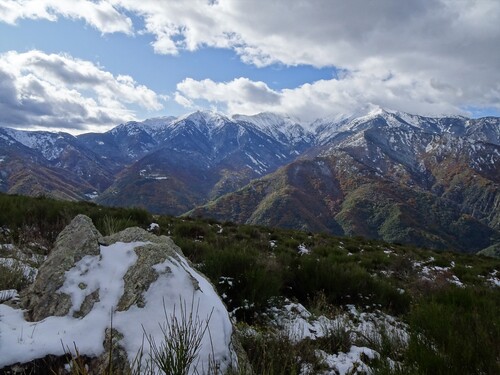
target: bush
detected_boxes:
[0,193,152,245]
[288,257,410,314]
[173,222,210,240]
[144,299,213,375]
[0,263,30,291]
[239,331,319,375]
[406,287,500,374]
[201,247,283,322]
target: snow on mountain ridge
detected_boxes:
[3,109,498,160]
[3,128,74,160]
[233,112,304,128]
[175,110,232,128]
[233,112,312,145]
[103,108,492,147]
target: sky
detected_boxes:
[0,0,499,134]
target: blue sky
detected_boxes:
[0,1,499,133]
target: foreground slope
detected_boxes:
[1,215,236,373]
[1,195,499,374]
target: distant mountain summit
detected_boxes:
[189,109,500,252]
[0,109,498,252]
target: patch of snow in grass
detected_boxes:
[316,346,377,375]
[0,244,14,251]
[0,258,38,280]
[268,302,409,347]
[219,276,234,287]
[264,301,409,374]
[448,275,464,287]
[147,222,159,231]
[414,258,464,287]
[488,270,500,287]
[0,289,18,302]
[297,244,310,255]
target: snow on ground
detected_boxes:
[0,289,18,302]
[264,301,408,374]
[147,222,159,231]
[315,346,378,375]
[487,270,500,287]
[0,243,45,282]
[0,257,39,280]
[297,243,310,256]
[0,241,234,373]
[267,302,408,345]
[413,257,464,287]
[0,244,14,251]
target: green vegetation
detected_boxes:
[239,331,321,375]
[0,193,152,245]
[405,287,500,375]
[0,263,30,291]
[0,192,499,373]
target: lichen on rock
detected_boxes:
[1,215,239,374]
[22,214,102,321]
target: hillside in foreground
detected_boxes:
[0,193,499,374]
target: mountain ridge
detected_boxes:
[0,109,499,252]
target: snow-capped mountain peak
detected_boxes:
[233,112,312,145]
[176,110,232,128]
[2,128,76,161]
[233,112,303,128]
[141,116,177,129]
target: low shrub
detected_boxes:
[201,247,283,322]
[288,257,411,314]
[406,286,500,375]
[172,221,210,240]
[239,331,320,375]
[0,263,30,291]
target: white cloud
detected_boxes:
[176,70,477,122]
[1,0,500,118]
[177,77,280,110]
[0,0,132,34]
[174,92,194,108]
[0,50,165,132]
[150,0,497,118]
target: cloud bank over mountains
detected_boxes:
[1,0,499,130]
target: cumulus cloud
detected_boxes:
[0,0,132,34]
[177,77,279,106]
[175,68,490,122]
[1,0,500,118]
[0,50,164,132]
[154,0,498,118]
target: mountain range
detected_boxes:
[0,107,499,253]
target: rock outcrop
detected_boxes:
[1,215,238,374]
[22,215,102,321]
